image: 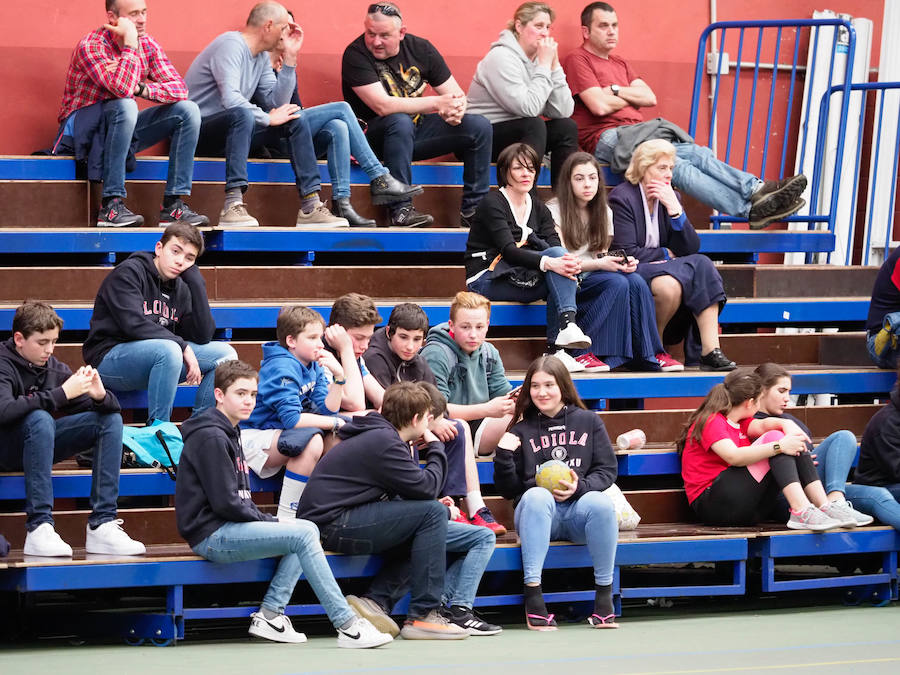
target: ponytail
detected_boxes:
[676,369,763,454]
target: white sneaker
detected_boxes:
[553,350,585,373]
[786,505,842,532]
[85,519,146,555]
[248,611,307,643]
[555,323,592,350]
[821,498,874,527]
[337,615,393,649]
[24,523,73,557]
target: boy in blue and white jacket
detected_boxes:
[241,305,347,521]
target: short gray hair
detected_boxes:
[247,1,285,27]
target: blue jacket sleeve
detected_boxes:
[609,184,666,263]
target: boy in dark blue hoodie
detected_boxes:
[242,305,347,522]
[83,222,236,423]
[0,301,144,557]
[175,359,391,648]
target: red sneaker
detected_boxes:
[469,507,507,536]
[452,511,470,525]
[574,353,610,373]
[655,352,684,372]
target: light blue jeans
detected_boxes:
[443,520,496,609]
[302,101,388,200]
[514,486,617,585]
[867,310,900,369]
[193,519,354,627]
[813,429,900,531]
[97,339,237,422]
[594,128,761,217]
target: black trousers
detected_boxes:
[490,117,578,191]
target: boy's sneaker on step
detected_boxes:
[97,197,144,227]
[23,523,72,557]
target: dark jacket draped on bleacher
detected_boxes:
[857,384,900,487]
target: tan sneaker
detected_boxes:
[218,202,259,227]
[296,201,349,228]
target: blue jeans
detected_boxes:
[320,499,448,619]
[514,486,617,585]
[594,128,760,217]
[301,101,388,200]
[867,310,900,369]
[96,339,237,423]
[845,483,900,531]
[0,410,122,531]
[195,106,321,196]
[367,519,496,612]
[468,246,577,344]
[365,112,492,211]
[101,98,200,199]
[193,519,354,627]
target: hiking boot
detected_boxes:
[390,204,434,228]
[399,609,468,640]
[85,519,146,555]
[24,523,72,557]
[656,352,685,372]
[248,611,307,643]
[218,202,259,227]
[345,594,400,638]
[469,506,507,536]
[97,198,144,227]
[552,349,585,373]
[555,323,592,350]
[441,605,502,636]
[331,198,376,227]
[159,198,209,226]
[296,202,349,228]
[749,174,807,217]
[786,504,842,532]
[748,197,805,230]
[699,348,736,371]
[575,353,611,373]
[336,615,393,649]
[821,498,874,527]
[370,173,423,205]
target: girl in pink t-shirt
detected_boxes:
[677,369,842,531]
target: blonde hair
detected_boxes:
[449,291,491,322]
[625,139,677,184]
[508,1,555,34]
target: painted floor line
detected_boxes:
[623,656,900,675]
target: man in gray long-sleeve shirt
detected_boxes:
[186,1,346,227]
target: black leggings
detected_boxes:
[692,453,820,526]
[490,117,578,191]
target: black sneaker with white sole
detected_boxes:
[441,605,502,636]
[97,197,144,227]
[159,198,210,226]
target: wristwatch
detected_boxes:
[610,84,621,97]
[773,443,781,454]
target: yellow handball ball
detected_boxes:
[535,459,572,493]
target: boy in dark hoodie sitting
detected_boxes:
[0,301,144,557]
[297,382,467,640]
[365,303,505,535]
[83,222,236,423]
[242,305,347,522]
[175,359,392,648]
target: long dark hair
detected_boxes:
[676,369,762,454]
[556,152,611,254]
[508,355,586,428]
[754,362,791,392]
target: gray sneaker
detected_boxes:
[786,504,842,531]
[296,201,348,228]
[399,609,468,640]
[218,202,259,227]
[345,595,400,638]
[821,498,874,527]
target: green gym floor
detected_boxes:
[2,602,899,675]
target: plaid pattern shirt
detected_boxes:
[58,28,188,123]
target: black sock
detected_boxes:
[162,194,179,209]
[546,341,557,353]
[559,310,576,329]
[524,584,549,617]
[594,583,614,617]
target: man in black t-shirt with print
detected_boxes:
[342,2,491,228]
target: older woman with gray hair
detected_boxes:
[609,140,735,371]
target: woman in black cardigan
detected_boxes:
[465,143,591,371]
[609,139,735,371]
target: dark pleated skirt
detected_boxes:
[575,270,664,369]
[635,253,727,316]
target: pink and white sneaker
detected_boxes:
[574,353,610,373]
[655,352,684,372]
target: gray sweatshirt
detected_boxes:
[185,31,296,127]
[467,29,574,123]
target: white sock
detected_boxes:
[466,490,486,517]
[277,470,308,522]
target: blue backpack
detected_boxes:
[122,420,183,480]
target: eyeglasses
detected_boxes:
[368,3,402,19]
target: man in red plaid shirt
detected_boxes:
[56,0,207,228]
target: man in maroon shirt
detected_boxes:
[56,0,206,228]
[563,2,806,229]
